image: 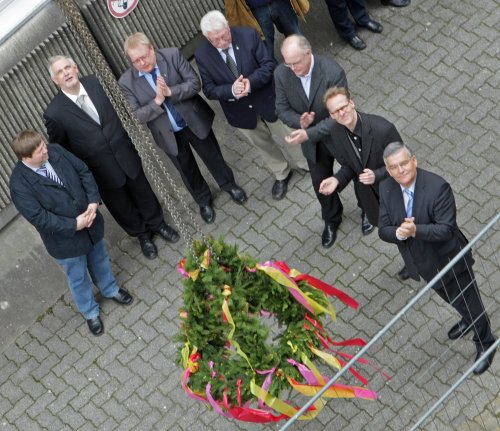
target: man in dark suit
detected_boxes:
[44,55,178,260]
[275,35,347,248]
[9,131,134,336]
[119,32,247,225]
[378,142,496,375]
[195,10,308,201]
[319,87,401,233]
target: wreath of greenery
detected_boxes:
[176,238,375,421]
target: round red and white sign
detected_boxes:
[107,0,140,19]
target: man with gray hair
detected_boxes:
[195,10,308,201]
[44,55,179,260]
[378,142,496,375]
[275,35,347,248]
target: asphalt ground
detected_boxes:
[0,0,499,429]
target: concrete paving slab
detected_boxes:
[0,0,499,429]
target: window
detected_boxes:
[0,0,50,44]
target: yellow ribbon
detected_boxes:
[309,345,342,371]
[222,299,254,371]
[250,379,324,420]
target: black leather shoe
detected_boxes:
[86,316,104,336]
[272,171,293,200]
[139,236,157,259]
[361,212,375,235]
[473,347,496,375]
[322,224,338,248]
[348,35,366,50]
[200,204,216,224]
[362,19,383,33]
[381,0,410,7]
[448,320,473,340]
[111,288,134,306]
[227,185,248,205]
[155,223,179,243]
[397,266,410,280]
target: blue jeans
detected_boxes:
[251,0,302,59]
[56,239,119,319]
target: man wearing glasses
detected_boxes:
[275,35,347,248]
[378,142,496,375]
[195,10,308,201]
[120,32,247,225]
[319,87,402,233]
[319,87,409,279]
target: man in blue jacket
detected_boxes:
[9,130,133,336]
[195,10,308,201]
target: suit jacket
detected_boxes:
[119,47,215,156]
[194,26,278,129]
[274,54,347,163]
[327,112,402,226]
[43,75,142,189]
[9,144,104,260]
[378,168,473,284]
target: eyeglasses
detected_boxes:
[329,101,351,117]
[206,28,231,45]
[131,46,152,66]
[284,51,310,69]
[284,57,304,69]
[387,157,414,172]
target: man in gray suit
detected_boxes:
[119,32,247,224]
[274,35,349,248]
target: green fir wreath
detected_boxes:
[176,238,377,422]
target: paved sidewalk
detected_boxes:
[0,0,499,429]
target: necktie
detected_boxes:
[149,70,186,128]
[222,48,238,78]
[76,95,100,125]
[404,189,414,217]
[37,164,63,186]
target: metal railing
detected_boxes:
[280,212,499,430]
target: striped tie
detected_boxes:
[404,188,413,217]
[37,164,63,186]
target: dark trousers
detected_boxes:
[170,127,236,206]
[307,141,343,225]
[324,0,371,40]
[98,167,164,238]
[434,268,495,351]
[251,0,302,60]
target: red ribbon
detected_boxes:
[295,274,359,309]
